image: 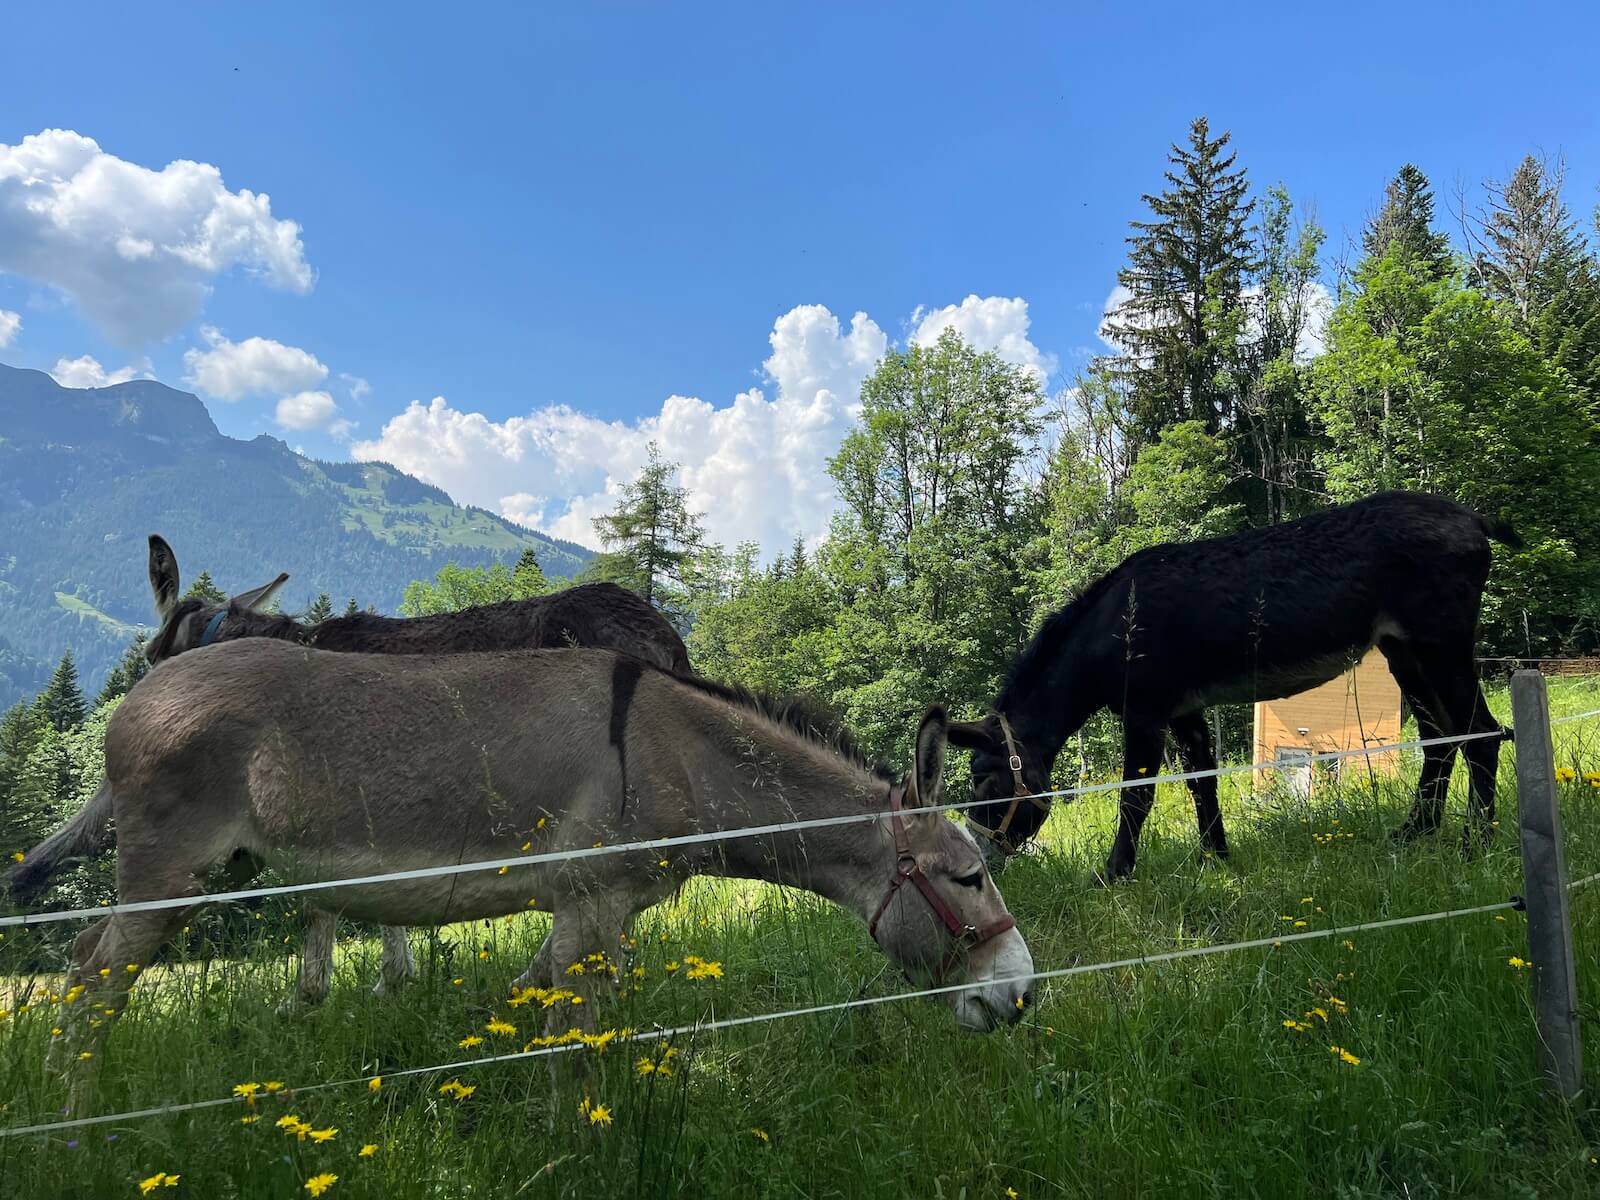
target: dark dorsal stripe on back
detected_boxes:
[609,655,644,816]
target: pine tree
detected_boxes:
[1363,164,1453,279]
[1103,116,1259,439]
[184,570,227,603]
[306,593,335,624]
[343,598,360,618]
[587,444,705,612]
[36,650,86,732]
[95,632,150,706]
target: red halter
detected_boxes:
[867,782,1017,983]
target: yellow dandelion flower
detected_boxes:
[1509,956,1532,970]
[752,1127,770,1143]
[367,1077,382,1093]
[98,968,111,978]
[1006,1190,1019,1200]
[1342,940,1355,951]
[304,1174,338,1197]
[264,1081,285,1093]
[240,1115,260,1125]
[636,1058,656,1076]
[526,897,538,908]
[233,1082,261,1100]
[309,1128,338,1143]
[486,1019,516,1036]
[521,842,532,851]
[588,1103,613,1126]
[451,978,463,986]
[1300,896,1313,904]
[138,1173,180,1195]
[78,1050,94,1061]
[50,1027,62,1037]
[632,966,646,979]
[686,960,723,981]
[477,950,489,961]
[592,841,603,849]
[1329,1045,1361,1066]
[497,867,509,876]
[458,1035,483,1048]
[1308,1007,1328,1023]
[566,962,586,976]
[658,859,670,868]
[537,817,546,828]
[1293,921,1307,929]
[1555,767,1576,783]
[125,963,140,974]
[359,1144,379,1158]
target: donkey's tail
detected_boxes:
[2,778,115,904]
[1479,512,1523,550]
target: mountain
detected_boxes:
[0,363,593,708]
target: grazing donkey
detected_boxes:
[32,640,1034,1107]
[948,491,1518,882]
[9,535,690,1005]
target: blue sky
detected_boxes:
[3,2,1597,550]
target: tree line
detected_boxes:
[4,118,1599,928]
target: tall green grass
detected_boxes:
[3,678,1600,1198]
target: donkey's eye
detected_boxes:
[954,871,984,889]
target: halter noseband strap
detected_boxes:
[867,782,1016,983]
[969,713,1052,855]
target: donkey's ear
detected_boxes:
[231,572,290,613]
[946,717,1002,756]
[909,705,949,809]
[148,535,180,620]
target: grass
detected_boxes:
[53,591,136,637]
[3,678,1600,1198]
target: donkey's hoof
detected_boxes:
[1389,821,1439,844]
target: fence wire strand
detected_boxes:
[0,892,1519,1140]
[10,711,1596,930]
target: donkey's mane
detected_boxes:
[997,568,1123,710]
[664,670,895,782]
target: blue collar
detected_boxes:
[199,609,229,647]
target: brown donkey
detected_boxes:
[9,535,690,1006]
[36,640,1034,1108]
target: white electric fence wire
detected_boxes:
[0,893,1518,1140]
[12,712,1596,930]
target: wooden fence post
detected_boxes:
[1511,669,1584,1100]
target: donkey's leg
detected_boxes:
[510,931,553,994]
[1102,720,1168,883]
[294,907,337,1007]
[1380,640,1460,840]
[374,926,418,996]
[1169,712,1229,860]
[55,886,204,1114]
[1411,645,1505,853]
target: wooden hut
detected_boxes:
[1252,648,1403,796]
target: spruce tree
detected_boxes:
[343,598,360,618]
[1363,164,1453,279]
[1472,155,1575,330]
[184,570,227,603]
[306,593,335,624]
[95,632,150,705]
[511,547,548,597]
[1104,117,1259,440]
[588,444,705,612]
[37,650,86,732]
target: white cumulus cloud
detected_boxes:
[353,304,893,551]
[0,308,19,348]
[182,325,328,401]
[0,129,313,345]
[275,390,339,431]
[911,294,1057,381]
[51,354,147,389]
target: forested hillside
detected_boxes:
[0,364,591,705]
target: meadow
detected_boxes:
[3,676,1600,1199]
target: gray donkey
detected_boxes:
[35,640,1034,1109]
[9,535,690,1006]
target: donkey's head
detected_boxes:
[144,535,289,665]
[870,707,1035,1031]
[946,714,1053,869]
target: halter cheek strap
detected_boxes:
[198,609,229,648]
[867,782,1017,984]
[969,713,1052,855]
